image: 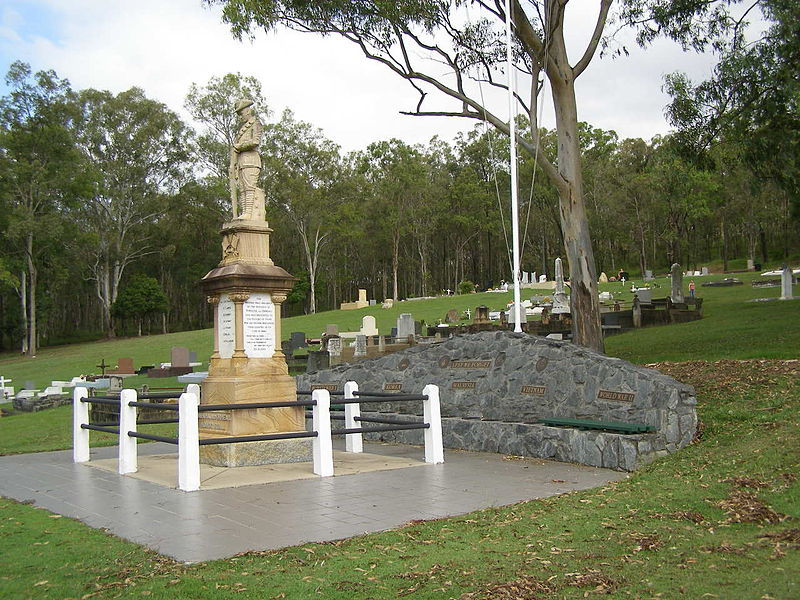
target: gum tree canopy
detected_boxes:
[208,0,751,352]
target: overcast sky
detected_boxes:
[0,0,720,153]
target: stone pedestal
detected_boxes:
[200,218,305,467]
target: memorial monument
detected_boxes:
[199,98,303,466]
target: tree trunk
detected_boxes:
[550,74,603,353]
[25,233,37,356]
[19,270,28,354]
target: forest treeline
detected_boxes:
[1,64,797,353]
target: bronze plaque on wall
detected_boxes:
[384,382,402,391]
[597,390,635,402]
[311,383,338,392]
[450,360,492,369]
[452,381,477,390]
[521,385,547,396]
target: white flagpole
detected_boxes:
[505,0,523,333]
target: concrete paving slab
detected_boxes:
[0,442,626,563]
[88,449,427,489]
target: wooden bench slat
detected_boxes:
[540,417,655,434]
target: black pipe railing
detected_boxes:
[199,431,318,445]
[199,399,315,411]
[331,423,429,436]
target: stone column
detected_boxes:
[781,266,793,300]
[271,292,287,358]
[229,292,250,358]
[670,263,684,303]
[207,296,220,359]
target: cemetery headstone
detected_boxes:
[414,320,423,335]
[635,288,652,304]
[306,350,329,373]
[598,271,608,283]
[643,269,654,281]
[354,335,367,357]
[325,324,339,336]
[474,305,490,324]
[109,357,135,375]
[360,315,379,336]
[397,313,415,338]
[747,259,755,271]
[552,257,570,314]
[327,336,342,358]
[381,299,394,309]
[390,327,398,338]
[701,266,709,276]
[378,335,386,352]
[445,308,460,323]
[781,265,794,300]
[508,303,527,324]
[290,331,307,350]
[670,263,685,303]
[538,274,547,283]
[358,289,368,304]
[172,347,190,368]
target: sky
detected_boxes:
[0,0,721,153]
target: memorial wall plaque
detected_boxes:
[450,360,492,369]
[597,390,635,402]
[243,293,276,358]
[521,385,547,396]
[452,381,477,389]
[218,294,235,359]
[384,382,402,391]
[311,383,338,392]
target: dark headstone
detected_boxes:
[306,350,330,373]
[291,331,307,350]
[171,347,190,368]
[189,351,197,363]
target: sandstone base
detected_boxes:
[200,438,312,467]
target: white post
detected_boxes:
[178,385,200,492]
[343,381,362,453]
[312,389,334,477]
[73,386,90,463]
[118,389,138,474]
[422,384,444,464]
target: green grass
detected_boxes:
[0,362,798,599]
[1,270,797,390]
[0,404,177,456]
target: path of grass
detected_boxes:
[0,361,798,599]
[1,271,796,389]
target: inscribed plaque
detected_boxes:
[218,294,235,359]
[243,293,276,358]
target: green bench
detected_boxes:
[539,417,655,434]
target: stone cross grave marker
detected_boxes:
[670,263,685,303]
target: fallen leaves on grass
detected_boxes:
[563,569,620,593]
[725,476,770,489]
[629,533,662,553]
[715,490,787,524]
[458,575,556,599]
[700,542,749,555]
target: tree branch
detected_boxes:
[572,0,612,78]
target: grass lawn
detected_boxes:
[0,269,798,598]
[0,361,797,599]
[1,271,796,390]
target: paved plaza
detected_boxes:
[0,442,625,563]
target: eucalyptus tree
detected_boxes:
[0,61,90,355]
[76,87,191,336]
[184,72,270,212]
[207,0,755,351]
[262,109,342,313]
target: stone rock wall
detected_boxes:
[298,331,697,471]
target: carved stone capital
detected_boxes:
[207,295,220,305]
[271,293,287,304]
[229,292,251,303]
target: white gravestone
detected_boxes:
[781,266,793,300]
[360,315,379,336]
[243,293,276,358]
[218,294,235,359]
[552,257,570,314]
[508,302,527,324]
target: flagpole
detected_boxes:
[505,0,522,333]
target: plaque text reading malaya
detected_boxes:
[243,293,275,358]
